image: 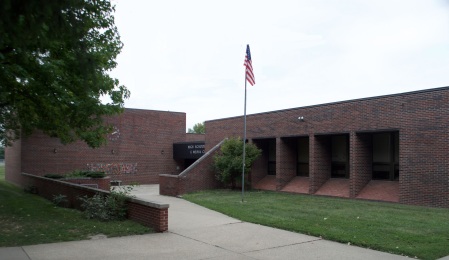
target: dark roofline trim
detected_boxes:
[206,86,449,123]
[124,107,185,115]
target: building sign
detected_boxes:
[173,142,205,159]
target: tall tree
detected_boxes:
[0,0,130,147]
[188,122,205,134]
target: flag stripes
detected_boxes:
[244,44,255,86]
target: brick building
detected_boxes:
[205,87,449,208]
[5,87,449,208]
[5,108,203,186]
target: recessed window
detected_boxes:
[297,137,309,176]
[372,132,399,181]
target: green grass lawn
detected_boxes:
[184,189,449,260]
[0,165,152,247]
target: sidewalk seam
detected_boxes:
[168,231,258,259]
[242,238,323,254]
[21,246,32,260]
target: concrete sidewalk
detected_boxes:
[0,185,423,259]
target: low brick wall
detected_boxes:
[21,173,169,232]
[160,139,225,196]
[62,177,111,191]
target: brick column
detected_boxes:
[276,137,297,190]
[5,138,23,186]
[349,132,372,198]
[310,135,331,194]
[251,139,269,187]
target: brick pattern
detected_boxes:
[21,173,168,232]
[63,177,111,191]
[159,175,183,196]
[251,139,270,185]
[281,177,310,194]
[253,175,277,191]
[6,109,187,186]
[159,139,224,196]
[314,178,350,198]
[356,180,399,202]
[127,201,168,232]
[205,87,449,208]
[277,137,297,190]
[4,138,22,186]
[185,133,205,142]
[310,135,331,194]
[350,133,373,197]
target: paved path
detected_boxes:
[0,185,434,259]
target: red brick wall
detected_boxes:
[350,132,373,197]
[126,198,168,232]
[251,139,270,185]
[7,109,186,186]
[310,135,331,194]
[63,177,111,191]
[21,173,168,232]
[205,87,449,208]
[159,139,224,196]
[5,138,22,186]
[159,175,184,196]
[277,137,297,190]
[186,133,205,142]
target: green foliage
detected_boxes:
[65,170,105,178]
[0,0,130,147]
[188,122,205,134]
[52,194,68,207]
[44,173,64,179]
[0,177,151,247]
[85,172,106,178]
[0,146,4,159]
[79,186,134,221]
[214,137,261,189]
[23,185,38,194]
[45,170,105,179]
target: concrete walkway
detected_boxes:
[0,185,428,259]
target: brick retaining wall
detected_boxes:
[21,173,169,232]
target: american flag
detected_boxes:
[244,44,255,86]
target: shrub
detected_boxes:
[84,171,106,178]
[79,186,134,221]
[52,194,68,207]
[214,137,261,189]
[65,170,105,178]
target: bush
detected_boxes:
[79,186,134,221]
[85,171,106,178]
[44,170,106,179]
[214,137,261,189]
[52,194,68,207]
[65,170,105,178]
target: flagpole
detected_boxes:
[242,73,247,203]
[242,44,254,203]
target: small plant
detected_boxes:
[85,171,106,178]
[79,186,134,221]
[23,185,38,194]
[52,194,68,207]
[65,170,106,179]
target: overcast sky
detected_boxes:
[110,0,449,130]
